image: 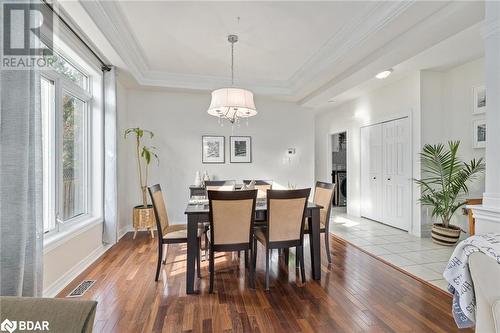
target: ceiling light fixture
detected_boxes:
[207,34,257,126]
[375,69,393,79]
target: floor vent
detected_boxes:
[67,280,96,297]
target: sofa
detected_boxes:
[469,252,500,333]
[0,297,97,333]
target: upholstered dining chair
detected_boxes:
[207,189,258,293]
[202,180,236,259]
[304,181,336,264]
[204,180,236,192]
[243,180,273,198]
[253,188,311,291]
[149,184,202,282]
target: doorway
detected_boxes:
[330,132,347,207]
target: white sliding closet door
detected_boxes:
[361,117,411,231]
[360,124,382,221]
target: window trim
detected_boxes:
[42,33,104,246]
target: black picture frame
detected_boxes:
[230,136,252,163]
[202,136,225,164]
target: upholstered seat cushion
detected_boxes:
[163,224,202,239]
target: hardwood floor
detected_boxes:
[57,232,470,333]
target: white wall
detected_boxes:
[315,73,422,235]
[118,87,315,227]
[43,223,106,296]
[314,57,486,236]
[420,58,486,231]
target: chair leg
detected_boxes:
[253,237,258,270]
[204,228,209,261]
[324,232,332,264]
[155,242,163,282]
[295,248,299,268]
[209,248,215,293]
[248,249,255,289]
[244,250,248,268]
[265,247,270,291]
[197,238,202,278]
[284,248,289,267]
[299,246,305,284]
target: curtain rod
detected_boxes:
[42,0,111,72]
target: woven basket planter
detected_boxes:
[133,205,155,239]
[431,223,461,246]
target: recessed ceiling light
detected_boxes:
[375,69,393,79]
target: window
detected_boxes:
[49,51,88,90]
[62,92,87,221]
[41,40,102,237]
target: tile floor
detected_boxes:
[329,207,466,292]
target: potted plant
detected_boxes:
[415,141,484,245]
[125,127,159,239]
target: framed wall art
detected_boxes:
[230,136,252,163]
[202,136,225,163]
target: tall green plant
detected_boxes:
[125,128,159,207]
[415,141,484,228]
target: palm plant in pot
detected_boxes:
[125,127,159,239]
[415,141,484,246]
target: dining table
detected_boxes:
[184,199,323,294]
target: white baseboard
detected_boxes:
[118,225,134,240]
[43,244,111,298]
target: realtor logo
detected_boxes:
[0,319,17,333]
[2,2,53,56]
[0,319,49,332]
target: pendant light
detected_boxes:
[207,34,257,125]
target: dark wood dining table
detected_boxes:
[184,200,323,294]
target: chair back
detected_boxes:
[208,190,257,246]
[266,188,310,243]
[148,184,169,239]
[243,180,272,198]
[205,180,236,192]
[313,182,335,229]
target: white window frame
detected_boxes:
[42,30,104,248]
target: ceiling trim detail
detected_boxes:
[82,0,418,97]
[288,1,416,97]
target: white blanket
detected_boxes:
[443,233,500,328]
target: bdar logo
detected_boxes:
[0,319,17,333]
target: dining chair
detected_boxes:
[202,180,236,259]
[149,184,202,282]
[243,180,273,198]
[207,189,257,292]
[304,181,336,264]
[204,180,236,192]
[253,188,311,291]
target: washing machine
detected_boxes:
[331,170,347,206]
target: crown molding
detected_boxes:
[82,0,425,98]
[140,70,292,96]
[79,0,149,82]
[287,0,416,96]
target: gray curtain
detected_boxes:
[0,4,43,295]
[102,67,118,244]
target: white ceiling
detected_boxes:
[69,0,485,108]
[118,1,366,82]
